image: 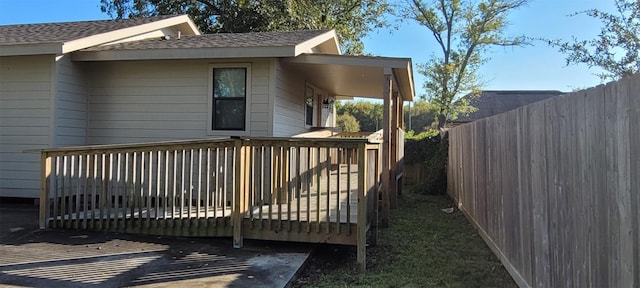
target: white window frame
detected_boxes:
[207,63,252,136]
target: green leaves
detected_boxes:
[403,0,528,128]
[549,0,640,81]
[99,0,391,55]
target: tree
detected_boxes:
[336,113,360,132]
[547,0,640,81]
[336,100,382,131]
[402,0,529,128]
[404,99,437,133]
[99,0,391,55]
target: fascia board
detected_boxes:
[62,15,200,54]
[285,54,411,69]
[0,43,62,56]
[294,30,341,55]
[72,46,297,61]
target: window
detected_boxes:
[209,64,251,133]
[305,86,315,126]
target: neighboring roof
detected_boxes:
[73,30,340,61]
[453,90,564,123]
[0,15,199,56]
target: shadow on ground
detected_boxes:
[0,199,311,288]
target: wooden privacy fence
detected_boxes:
[39,137,382,271]
[448,75,640,288]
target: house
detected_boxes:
[449,90,563,126]
[0,15,414,199]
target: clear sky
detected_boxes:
[0,0,617,96]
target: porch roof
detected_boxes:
[282,54,415,102]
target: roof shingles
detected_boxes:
[453,90,564,123]
[0,15,180,45]
[82,30,331,51]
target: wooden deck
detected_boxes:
[40,137,382,271]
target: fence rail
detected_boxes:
[40,137,382,271]
[448,75,640,288]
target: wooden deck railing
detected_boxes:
[39,137,381,271]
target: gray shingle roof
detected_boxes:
[82,30,331,51]
[453,90,564,123]
[0,15,180,45]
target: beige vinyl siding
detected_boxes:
[273,60,307,136]
[86,59,271,144]
[249,60,270,136]
[0,55,54,198]
[55,55,87,146]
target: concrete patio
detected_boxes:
[0,199,312,288]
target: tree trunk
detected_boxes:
[437,114,447,130]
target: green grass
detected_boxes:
[292,190,517,288]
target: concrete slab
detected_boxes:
[0,201,312,288]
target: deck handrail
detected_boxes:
[39,136,382,272]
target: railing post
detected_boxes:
[233,138,249,248]
[39,152,51,229]
[357,141,367,273]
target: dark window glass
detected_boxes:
[213,68,246,130]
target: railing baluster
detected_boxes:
[205,148,211,225]
[144,151,151,230]
[248,146,255,228]
[134,151,141,229]
[306,147,311,233]
[286,146,292,232]
[52,156,60,228]
[107,153,114,230]
[128,152,133,228]
[156,151,162,223]
[259,146,264,229]
[336,150,341,234]
[277,145,282,231]
[89,154,97,229]
[346,151,352,235]
[197,148,203,229]
[213,148,219,223]
[295,147,301,232]
[165,150,170,222]
[326,147,331,234]
[315,146,321,233]
[115,153,122,230]
[72,155,79,229]
[82,154,89,229]
[187,149,193,228]
[224,146,228,221]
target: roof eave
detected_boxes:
[294,30,341,56]
[62,15,201,54]
[71,46,298,61]
[0,42,62,56]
